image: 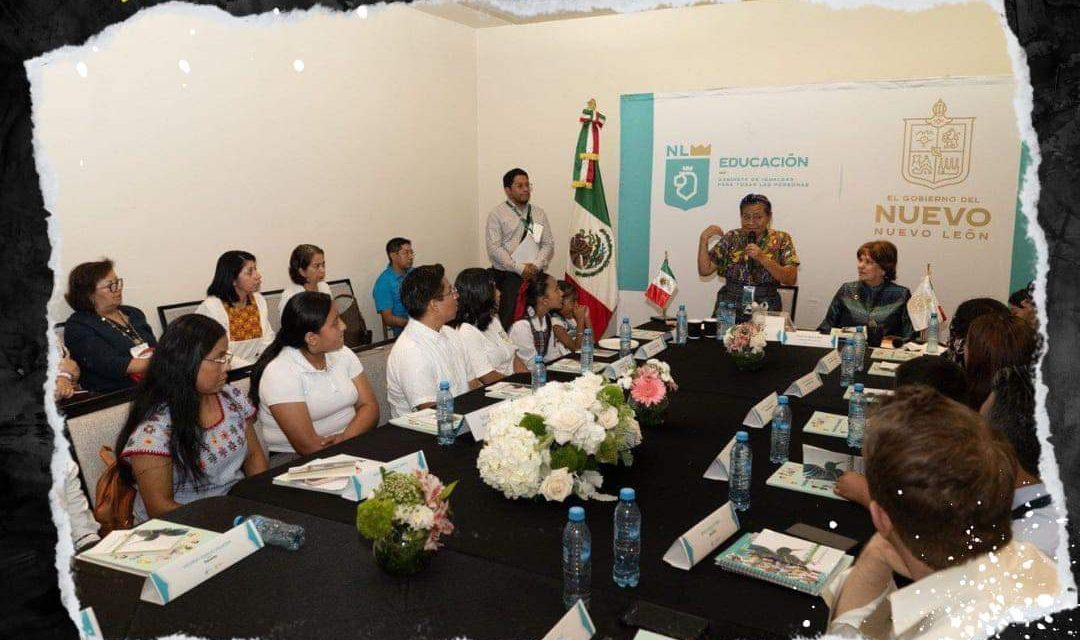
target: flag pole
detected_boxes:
[660,250,671,320]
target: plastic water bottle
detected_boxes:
[926,312,940,354]
[729,431,752,511]
[580,328,594,371]
[436,381,456,445]
[853,326,867,372]
[619,316,633,358]
[531,355,547,391]
[675,305,688,345]
[563,506,592,609]
[848,383,867,449]
[234,514,305,551]
[840,338,856,387]
[770,396,792,464]
[720,302,736,341]
[612,487,641,588]
[741,285,755,320]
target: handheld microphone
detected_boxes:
[745,231,757,266]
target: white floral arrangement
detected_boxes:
[476,372,643,502]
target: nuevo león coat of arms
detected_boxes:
[902,99,975,189]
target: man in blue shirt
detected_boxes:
[373,237,414,338]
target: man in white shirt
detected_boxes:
[386,264,480,418]
[982,366,1061,560]
[827,386,1059,640]
[486,168,555,329]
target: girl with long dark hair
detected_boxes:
[195,250,274,368]
[116,314,267,523]
[250,292,378,463]
[449,268,527,384]
[508,272,564,365]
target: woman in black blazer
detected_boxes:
[64,259,158,393]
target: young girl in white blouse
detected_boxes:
[449,268,527,384]
[249,291,379,466]
[508,272,566,365]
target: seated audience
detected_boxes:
[278,244,331,324]
[386,264,480,418]
[1008,281,1037,327]
[117,315,267,523]
[250,292,379,464]
[551,280,593,354]
[373,237,414,338]
[964,312,1037,408]
[982,366,1059,560]
[449,268,527,384]
[54,343,81,401]
[944,297,1008,367]
[827,387,1058,639]
[64,259,157,393]
[893,354,968,404]
[817,241,913,346]
[509,272,565,364]
[196,250,274,368]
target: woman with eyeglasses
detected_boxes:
[64,258,158,393]
[196,250,274,368]
[250,292,379,465]
[116,314,267,523]
[696,193,800,317]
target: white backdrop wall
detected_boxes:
[475,1,1014,332]
[31,3,479,334]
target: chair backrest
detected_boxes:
[355,344,392,425]
[326,278,355,299]
[262,288,284,334]
[54,322,65,349]
[158,300,203,331]
[66,401,133,508]
[777,285,799,323]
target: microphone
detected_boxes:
[744,231,757,266]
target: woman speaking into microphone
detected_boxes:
[697,193,800,316]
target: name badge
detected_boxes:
[343,450,428,502]
[784,372,823,398]
[142,521,264,605]
[742,392,778,428]
[634,337,667,361]
[531,222,545,243]
[662,502,740,570]
[604,355,635,380]
[816,350,841,374]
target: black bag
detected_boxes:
[334,294,372,348]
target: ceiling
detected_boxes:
[412,0,719,29]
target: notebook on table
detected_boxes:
[76,519,219,577]
[714,528,853,597]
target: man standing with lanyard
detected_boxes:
[486,168,555,329]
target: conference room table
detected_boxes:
[75,324,893,640]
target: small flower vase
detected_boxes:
[731,349,765,372]
[371,526,431,576]
[630,397,669,428]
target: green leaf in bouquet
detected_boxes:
[519,412,547,438]
[550,444,588,472]
[599,384,625,407]
[619,450,635,467]
[595,432,619,465]
[438,479,459,502]
[356,498,396,540]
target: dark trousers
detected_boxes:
[493,269,522,330]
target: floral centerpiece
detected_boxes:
[724,321,767,371]
[476,372,642,502]
[617,358,678,428]
[355,469,456,575]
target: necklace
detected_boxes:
[101,311,145,346]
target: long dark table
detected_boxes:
[76,326,891,639]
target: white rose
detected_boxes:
[548,406,588,444]
[539,468,574,502]
[598,405,619,430]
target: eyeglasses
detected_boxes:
[396,249,415,257]
[435,286,459,300]
[740,213,768,222]
[97,278,124,293]
[203,351,233,366]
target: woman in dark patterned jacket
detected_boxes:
[818,241,914,347]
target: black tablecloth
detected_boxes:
[225,332,880,639]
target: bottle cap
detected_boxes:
[584,328,593,335]
[735,430,749,442]
[931,312,938,318]
[439,380,450,390]
[623,316,630,322]
[534,355,543,363]
[854,383,864,392]
[679,304,686,310]
[777,395,789,405]
[233,515,246,526]
[568,506,585,522]
[619,487,636,501]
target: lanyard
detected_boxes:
[508,201,533,242]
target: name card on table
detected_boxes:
[141,521,264,605]
[742,392,778,428]
[867,361,899,378]
[784,372,823,398]
[79,607,103,638]
[842,386,894,401]
[780,330,837,349]
[703,436,737,481]
[634,337,667,361]
[342,450,428,502]
[464,400,506,442]
[762,314,789,342]
[604,355,636,380]
[542,599,596,640]
[816,350,841,374]
[662,501,740,570]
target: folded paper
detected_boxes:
[541,599,596,640]
[634,337,667,361]
[780,331,837,349]
[816,350,841,374]
[342,450,428,502]
[604,355,636,380]
[784,372,823,398]
[703,436,738,481]
[662,501,740,570]
[743,392,778,428]
[141,521,263,605]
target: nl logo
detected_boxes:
[664,144,711,211]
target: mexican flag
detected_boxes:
[907,273,948,331]
[565,100,618,335]
[645,257,677,310]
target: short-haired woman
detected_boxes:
[195,250,274,368]
[278,244,331,325]
[817,241,914,347]
[250,292,379,464]
[449,268,527,385]
[117,315,267,522]
[64,258,157,393]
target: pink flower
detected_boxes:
[425,506,455,550]
[630,374,667,406]
[415,469,445,506]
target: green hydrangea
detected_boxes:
[373,471,423,505]
[356,498,396,540]
[519,413,547,438]
[599,384,625,407]
[550,444,588,472]
[595,432,619,465]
